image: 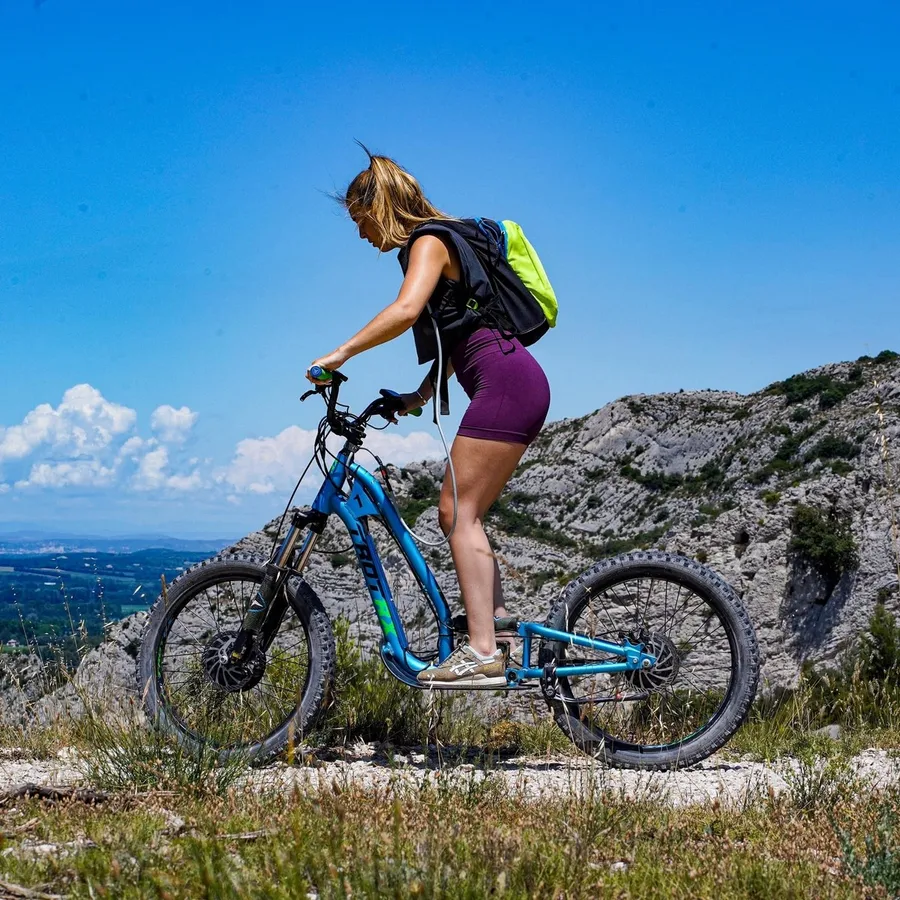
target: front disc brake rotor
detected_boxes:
[201,631,267,693]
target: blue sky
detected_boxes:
[1,1,898,537]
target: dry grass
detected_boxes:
[1,770,895,899]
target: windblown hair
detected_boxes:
[338,144,454,247]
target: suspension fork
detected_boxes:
[230,508,326,662]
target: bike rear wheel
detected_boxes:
[137,554,335,763]
[543,550,759,770]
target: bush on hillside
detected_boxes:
[789,504,858,586]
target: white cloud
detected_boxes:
[133,447,169,491]
[151,405,198,444]
[364,430,445,464]
[219,425,444,495]
[0,384,136,462]
[166,471,204,491]
[220,426,316,495]
[17,460,117,489]
[132,446,204,493]
[0,383,444,512]
[117,435,147,461]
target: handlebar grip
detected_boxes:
[308,365,331,382]
[408,407,423,417]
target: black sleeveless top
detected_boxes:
[398,222,494,415]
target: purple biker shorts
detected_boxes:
[450,328,551,446]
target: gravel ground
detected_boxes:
[2,745,899,807]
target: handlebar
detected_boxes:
[302,367,424,446]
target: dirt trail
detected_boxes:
[2,746,898,807]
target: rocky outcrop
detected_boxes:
[4,352,898,721]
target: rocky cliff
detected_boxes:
[4,351,899,721]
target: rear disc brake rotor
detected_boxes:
[623,633,680,691]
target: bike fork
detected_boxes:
[230,508,325,661]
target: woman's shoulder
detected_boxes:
[399,226,463,276]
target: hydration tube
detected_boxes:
[400,304,457,548]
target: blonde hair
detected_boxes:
[338,144,454,247]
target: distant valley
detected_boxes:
[0,548,222,650]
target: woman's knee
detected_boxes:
[438,496,478,536]
[438,494,459,535]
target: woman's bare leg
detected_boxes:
[438,435,526,657]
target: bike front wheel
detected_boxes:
[543,550,759,770]
[137,554,335,763]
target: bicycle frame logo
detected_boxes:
[346,523,396,637]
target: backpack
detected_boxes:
[400,217,557,415]
[472,217,558,334]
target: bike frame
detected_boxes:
[249,440,657,689]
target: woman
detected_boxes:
[307,150,551,688]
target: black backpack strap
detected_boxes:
[427,359,449,420]
[404,223,494,308]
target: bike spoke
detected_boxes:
[561,571,733,751]
[153,572,312,751]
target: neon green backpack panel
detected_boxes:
[501,220,558,328]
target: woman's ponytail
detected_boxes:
[338,145,453,247]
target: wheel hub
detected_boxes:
[201,631,266,693]
[624,633,680,690]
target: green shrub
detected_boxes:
[803,603,900,729]
[682,460,725,495]
[317,617,436,746]
[487,495,577,550]
[819,384,856,409]
[748,424,824,484]
[760,490,781,507]
[790,407,812,423]
[619,465,683,493]
[789,504,858,586]
[805,434,859,462]
[766,372,861,408]
[396,475,441,526]
[592,524,668,557]
[838,793,900,896]
[330,552,352,569]
[75,700,248,796]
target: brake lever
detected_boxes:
[379,388,422,420]
[300,383,330,403]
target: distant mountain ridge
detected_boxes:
[0,532,231,554]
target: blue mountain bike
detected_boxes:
[138,371,759,770]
